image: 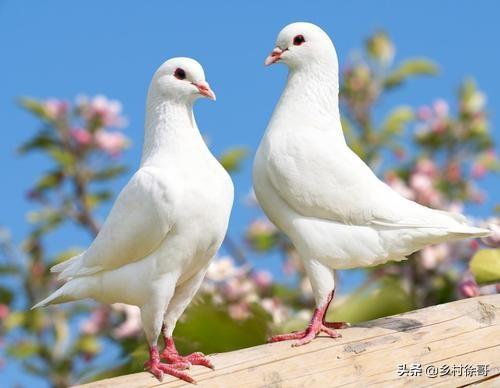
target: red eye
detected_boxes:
[293,34,305,46]
[174,68,186,80]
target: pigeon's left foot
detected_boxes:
[268,290,349,347]
[144,345,195,383]
[162,336,214,370]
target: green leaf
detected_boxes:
[34,170,63,192]
[6,341,40,359]
[19,98,50,120]
[76,335,101,355]
[327,276,414,323]
[384,59,439,89]
[48,148,75,168]
[4,311,26,330]
[18,132,58,154]
[218,147,248,172]
[365,30,394,65]
[174,295,268,354]
[0,265,19,275]
[470,249,500,285]
[381,106,414,136]
[0,286,13,304]
[91,166,127,181]
[86,191,112,209]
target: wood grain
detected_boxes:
[77,294,500,388]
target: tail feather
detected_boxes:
[446,225,491,238]
[32,287,66,309]
[32,277,95,309]
[51,253,83,273]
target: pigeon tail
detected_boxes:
[32,277,95,309]
[446,225,491,238]
[50,252,84,273]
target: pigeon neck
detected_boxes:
[141,91,204,166]
[271,61,343,139]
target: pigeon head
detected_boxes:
[151,57,216,102]
[265,22,337,70]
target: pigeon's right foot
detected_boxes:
[144,345,195,384]
[162,337,214,370]
[268,290,349,347]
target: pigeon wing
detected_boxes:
[57,166,175,278]
[266,133,462,228]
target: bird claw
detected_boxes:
[268,321,347,347]
[162,351,214,370]
[145,346,196,383]
[144,360,195,383]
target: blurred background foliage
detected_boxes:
[0,30,499,387]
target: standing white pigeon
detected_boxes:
[34,58,234,383]
[253,22,491,346]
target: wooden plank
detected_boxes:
[77,294,500,388]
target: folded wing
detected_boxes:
[53,167,175,279]
[267,134,483,232]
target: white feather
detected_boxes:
[253,22,490,304]
[35,58,234,349]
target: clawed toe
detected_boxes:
[146,362,195,383]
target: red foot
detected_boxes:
[162,337,214,370]
[144,345,195,383]
[268,290,349,347]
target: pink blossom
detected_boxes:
[481,223,500,247]
[0,304,9,319]
[431,119,447,134]
[78,95,127,128]
[112,304,142,339]
[70,128,92,146]
[415,158,437,177]
[471,162,488,179]
[433,99,449,118]
[260,298,288,325]
[446,162,461,183]
[416,106,432,121]
[228,302,250,320]
[222,278,253,301]
[252,270,272,289]
[420,244,450,270]
[44,99,68,120]
[94,130,129,156]
[206,257,238,282]
[458,279,480,298]
[410,172,433,193]
[81,308,107,335]
[247,219,277,235]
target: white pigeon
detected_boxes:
[253,22,491,346]
[34,58,234,383]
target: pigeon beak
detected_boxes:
[265,47,284,66]
[193,81,216,101]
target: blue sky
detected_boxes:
[1,0,499,386]
[1,0,499,278]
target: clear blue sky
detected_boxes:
[1,0,499,278]
[1,0,499,386]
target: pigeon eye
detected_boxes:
[174,68,186,80]
[293,35,306,46]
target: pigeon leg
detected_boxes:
[268,290,349,346]
[144,345,194,383]
[161,333,214,369]
[160,265,214,369]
